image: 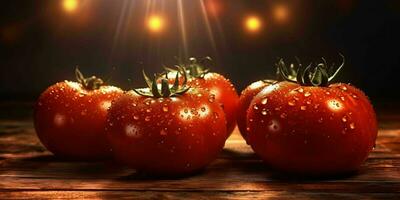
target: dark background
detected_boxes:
[1,0,400,103]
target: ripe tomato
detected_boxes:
[247,56,378,175]
[106,71,227,175]
[237,80,276,143]
[181,58,239,136]
[34,69,123,159]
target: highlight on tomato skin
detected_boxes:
[106,69,228,176]
[245,55,378,175]
[33,68,124,160]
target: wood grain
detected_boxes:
[0,106,399,199]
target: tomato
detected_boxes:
[237,80,276,143]
[246,56,378,175]
[178,58,239,136]
[34,69,123,160]
[106,71,227,175]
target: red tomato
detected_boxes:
[106,72,227,175]
[34,69,123,159]
[247,57,378,175]
[237,80,276,142]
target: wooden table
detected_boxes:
[0,102,399,199]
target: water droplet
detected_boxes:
[132,103,137,107]
[145,116,151,121]
[201,107,206,112]
[297,88,304,93]
[300,106,307,110]
[349,122,355,129]
[162,106,169,112]
[213,112,219,119]
[38,102,43,106]
[261,109,268,115]
[261,98,268,105]
[197,93,203,97]
[246,127,250,131]
[133,115,139,120]
[342,116,347,122]
[318,118,323,123]
[325,91,331,95]
[280,113,287,119]
[184,109,189,113]
[352,94,358,99]
[341,86,348,91]
[253,105,259,110]
[306,100,311,105]
[208,94,215,102]
[145,101,150,105]
[288,100,296,106]
[340,96,345,101]
[294,97,300,101]
[304,92,311,97]
[146,108,152,113]
[249,118,254,122]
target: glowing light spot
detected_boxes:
[125,124,141,138]
[62,0,78,13]
[100,101,112,111]
[147,15,165,33]
[54,114,66,127]
[273,5,289,23]
[327,99,343,111]
[198,104,210,118]
[245,16,262,33]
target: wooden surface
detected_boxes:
[0,102,399,199]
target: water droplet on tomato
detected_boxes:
[297,88,304,93]
[340,96,345,101]
[280,113,287,119]
[349,122,356,129]
[300,106,307,110]
[133,115,139,120]
[261,109,268,115]
[162,106,169,112]
[342,116,348,122]
[145,116,151,121]
[253,105,259,110]
[132,103,137,107]
[261,98,268,105]
[288,100,296,106]
[304,92,311,97]
[201,107,206,112]
[341,86,348,91]
[146,108,152,113]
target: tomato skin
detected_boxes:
[247,81,378,175]
[237,80,275,142]
[34,81,123,160]
[188,73,239,136]
[106,88,227,175]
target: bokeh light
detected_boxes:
[273,4,289,23]
[147,15,165,33]
[62,0,79,13]
[245,16,262,33]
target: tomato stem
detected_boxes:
[75,67,104,90]
[276,54,345,87]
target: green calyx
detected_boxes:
[276,54,345,87]
[75,67,104,90]
[133,66,191,98]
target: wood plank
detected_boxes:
[0,191,398,200]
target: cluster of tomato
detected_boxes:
[34,56,378,176]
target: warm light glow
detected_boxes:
[273,5,289,23]
[245,16,262,33]
[62,0,78,13]
[147,15,165,33]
